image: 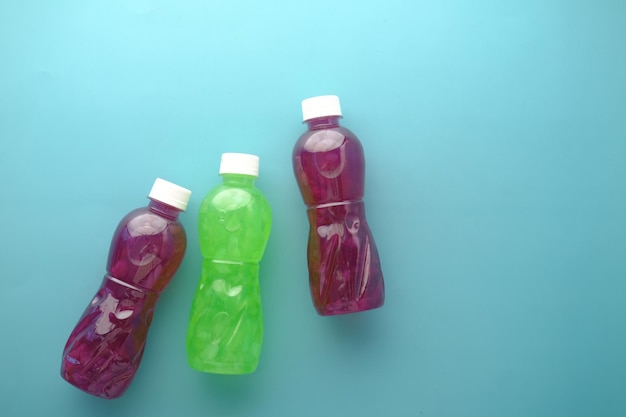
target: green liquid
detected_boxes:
[186,175,271,374]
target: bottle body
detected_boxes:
[61,200,187,398]
[187,175,271,374]
[293,118,385,315]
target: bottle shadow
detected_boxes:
[321,309,387,347]
[188,369,262,411]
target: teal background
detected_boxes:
[1,1,625,416]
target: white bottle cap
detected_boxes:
[148,178,192,211]
[301,95,342,122]
[219,153,260,177]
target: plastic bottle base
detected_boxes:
[188,360,259,375]
[315,296,385,316]
[60,371,126,399]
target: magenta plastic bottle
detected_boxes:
[60,178,191,399]
[292,95,385,316]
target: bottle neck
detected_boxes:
[148,199,182,220]
[222,173,256,186]
[306,116,341,130]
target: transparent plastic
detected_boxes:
[61,199,187,399]
[293,116,385,315]
[187,173,272,374]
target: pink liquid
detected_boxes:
[293,116,385,315]
[61,199,187,399]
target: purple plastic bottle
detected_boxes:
[61,178,191,399]
[292,95,385,316]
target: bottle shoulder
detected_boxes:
[200,184,270,214]
[115,206,185,237]
[294,126,364,159]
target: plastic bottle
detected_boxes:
[60,178,191,399]
[292,95,385,316]
[186,153,272,374]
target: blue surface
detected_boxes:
[1,1,625,416]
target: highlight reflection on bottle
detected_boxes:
[293,95,385,316]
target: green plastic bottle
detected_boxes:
[186,153,272,374]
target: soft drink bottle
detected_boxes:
[292,95,385,315]
[186,153,272,374]
[61,178,191,399]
